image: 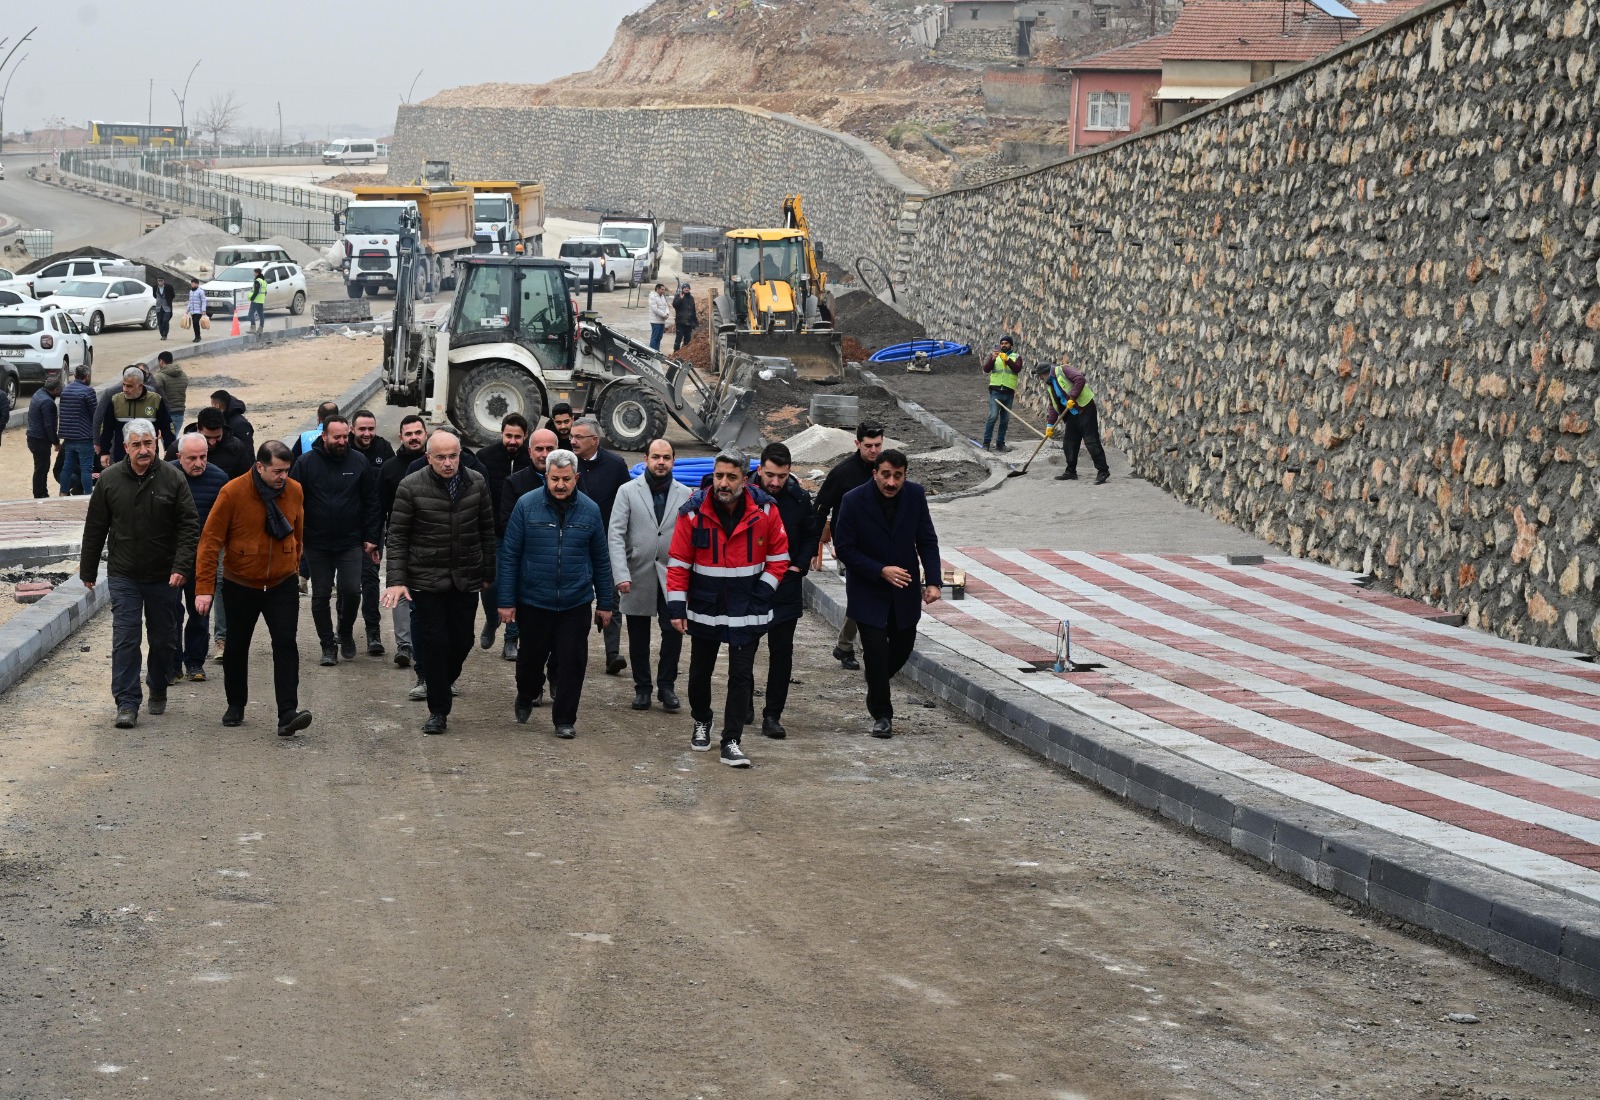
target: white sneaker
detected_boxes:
[407,678,428,701]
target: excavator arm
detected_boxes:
[782,194,826,298]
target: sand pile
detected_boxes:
[112,218,243,277]
[263,236,330,270]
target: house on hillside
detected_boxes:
[1153,0,1433,122]
[942,0,1177,61]
[1058,33,1169,153]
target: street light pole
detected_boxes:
[0,54,26,154]
[0,24,35,152]
[172,59,200,144]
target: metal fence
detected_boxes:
[75,143,329,162]
[162,164,347,214]
[201,216,340,249]
[58,152,236,218]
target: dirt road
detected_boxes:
[1,602,1594,1097]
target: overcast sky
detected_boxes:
[2,1,647,138]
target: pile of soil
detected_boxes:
[828,288,925,350]
[111,217,242,276]
[752,371,943,454]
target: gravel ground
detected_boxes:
[0,605,1595,1096]
[0,561,75,631]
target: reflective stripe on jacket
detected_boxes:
[665,485,789,644]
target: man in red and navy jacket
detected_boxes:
[667,451,789,768]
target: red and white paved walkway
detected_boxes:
[924,551,1600,905]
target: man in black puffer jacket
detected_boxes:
[383,430,497,735]
[290,415,380,667]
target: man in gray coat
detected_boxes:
[382,429,497,735]
[608,438,692,712]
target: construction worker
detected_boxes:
[248,268,268,334]
[1035,359,1110,485]
[980,336,1019,453]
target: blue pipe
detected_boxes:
[866,339,971,363]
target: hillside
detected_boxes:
[423,0,1095,188]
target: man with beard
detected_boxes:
[290,415,380,667]
[750,442,820,739]
[666,451,789,768]
[497,426,559,662]
[547,402,574,450]
[384,430,497,735]
[811,420,885,671]
[195,407,253,479]
[570,416,631,675]
[833,449,942,738]
[474,412,531,653]
[380,414,429,669]
[196,441,313,737]
[608,438,691,712]
[498,449,614,740]
[349,409,396,656]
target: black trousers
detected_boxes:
[858,614,917,721]
[27,437,53,498]
[1063,401,1110,477]
[760,616,798,718]
[172,573,211,673]
[411,589,477,717]
[304,544,362,647]
[673,323,696,351]
[156,308,171,339]
[221,577,300,722]
[516,603,591,728]
[626,589,682,693]
[189,312,203,342]
[688,634,758,744]
[359,550,382,636]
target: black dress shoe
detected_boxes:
[514,700,532,724]
[832,645,860,671]
[657,688,681,712]
[339,634,357,660]
[222,707,244,727]
[762,715,787,739]
[631,689,652,710]
[1055,471,1078,481]
[554,724,576,739]
[114,707,138,729]
[423,713,448,735]
[1094,471,1110,485]
[320,646,338,666]
[147,695,167,716]
[276,710,313,737]
[870,717,893,738]
[367,636,385,656]
[479,624,496,650]
[605,655,627,675]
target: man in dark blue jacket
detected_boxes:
[290,415,380,666]
[58,365,99,496]
[751,442,820,739]
[834,449,942,738]
[169,433,231,681]
[25,376,62,499]
[497,448,615,740]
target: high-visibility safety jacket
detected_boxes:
[1044,362,1095,421]
[985,349,1019,391]
[249,277,268,305]
[666,484,790,645]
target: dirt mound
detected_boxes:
[829,289,926,352]
[112,218,243,276]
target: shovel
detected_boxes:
[1009,428,1053,478]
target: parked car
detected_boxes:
[0,266,35,299]
[557,236,639,293]
[30,256,141,298]
[0,304,92,406]
[201,262,308,318]
[0,287,40,309]
[47,276,159,335]
[212,244,294,271]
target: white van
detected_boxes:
[322,139,379,166]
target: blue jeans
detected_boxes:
[649,322,665,351]
[109,576,178,710]
[248,302,265,331]
[982,387,1015,448]
[60,440,95,494]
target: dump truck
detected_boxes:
[383,224,760,453]
[337,185,474,298]
[709,193,842,381]
[463,181,546,256]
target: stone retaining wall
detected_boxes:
[388,104,928,286]
[905,0,1600,653]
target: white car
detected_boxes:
[30,256,141,298]
[557,236,639,293]
[49,276,159,335]
[201,262,308,318]
[0,266,36,301]
[0,305,92,407]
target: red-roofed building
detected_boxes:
[1153,0,1433,121]
[1060,33,1171,153]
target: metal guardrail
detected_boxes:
[74,143,328,162]
[58,152,236,217]
[200,215,339,249]
[167,164,347,214]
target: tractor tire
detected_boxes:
[596,382,669,452]
[449,361,544,449]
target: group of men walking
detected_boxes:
[78,398,945,770]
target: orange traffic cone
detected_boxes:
[230,308,241,337]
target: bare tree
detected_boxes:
[194,91,244,146]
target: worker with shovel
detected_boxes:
[1035,359,1110,484]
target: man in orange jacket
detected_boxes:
[195,439,313,737]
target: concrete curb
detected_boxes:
[800,571,1600,1001]
[0,366,387,701]
[0,565,106,696]
[852,363,1011,503]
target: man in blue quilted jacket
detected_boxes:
[497,448,615,740]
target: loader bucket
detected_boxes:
[726,330,844,382]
